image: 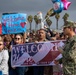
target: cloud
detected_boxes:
[0,0,76,29]
[0,0,50,12]
[0,0,75,13]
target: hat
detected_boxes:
[63,20,76,28]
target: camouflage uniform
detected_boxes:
[62,35,76,75]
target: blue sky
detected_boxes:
[0,0,76,30]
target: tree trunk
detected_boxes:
[30,23,32,33]
[35,24,37,32]
[56,19,58,30]
[49,25,50,29]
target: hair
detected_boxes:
[4,35,12,42]
[0,36,4,42]
[39,28,47,34]
[14,34,24,45]
[39,28,45,31]
[15,34,23,39]
[67,26,75,31]
[0,36,7,50]
[64,26,75,32]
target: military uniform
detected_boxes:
[62,35,76,75]
[62,20,76,75]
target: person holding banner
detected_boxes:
[33,29,53,75]
[0,36,9,75]
[58,20,76,75]
[9,34,27,75]
[14,34,27,75]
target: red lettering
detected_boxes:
[51,42,59,51]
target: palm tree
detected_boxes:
[27,15,33,33]
[44,8,55,23]
[46,8,55,17]
[62,13,69,23]
[46,18,52,28]
[55,13,60,29]
[34,15,39,31]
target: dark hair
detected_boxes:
[39,28,47,34]
[60,33,64,38]
[39,28,46,31]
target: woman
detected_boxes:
[10,34,27,75]
[0,36,9,75]
[3,35,15,75]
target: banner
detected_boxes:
[11,40,65,67]
[1,13,27,34]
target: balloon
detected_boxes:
[51,0,60,3]
[53,1,64,13]
[51,0,71,13]
[37,11,43,20]
[61,0,71,10]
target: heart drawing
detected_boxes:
[20,22,26,28]
[3,22,6,26]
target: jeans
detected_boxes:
[33,66,44,75]
[16,67,26,75]
[9,67,27,75]
[9,69,17,75]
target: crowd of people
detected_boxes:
[0,20,76,75]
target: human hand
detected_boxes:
[34,41,38,43]
[54,60,59,65]
[57,47,63,53]
[12,66,16,69]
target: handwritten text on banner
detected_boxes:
[2,13,27,34]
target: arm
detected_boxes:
[69,42,76,62]
[23,32,26,43]
[0,50,9,70]
[58,47,63,54]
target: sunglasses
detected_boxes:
[15,38,21,40]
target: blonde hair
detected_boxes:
[15,34,23,39]
[0,36,3,42]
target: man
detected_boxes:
[37,29,47,42]
[59,20,76,75]
[33,29,53,75]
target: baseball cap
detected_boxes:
[62,20,76,28]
